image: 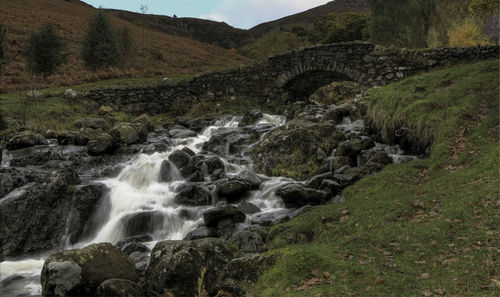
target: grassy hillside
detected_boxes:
[0,0,247,93]
[251,60,499,296]
[248,0,369,40]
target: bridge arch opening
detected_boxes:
[283,70,352,101]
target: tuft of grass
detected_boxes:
[251,59,499,296]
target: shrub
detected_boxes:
[81,11,120,69]
[448,18,486,47]
[25,23,67,78]
[117,26,135,69]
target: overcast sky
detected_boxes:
[82,0,332,29]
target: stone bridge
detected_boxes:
[85,42,499,114]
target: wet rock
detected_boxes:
[188,117,213,132]
[0,168,33,197]
[251,119,343,180]
[168,127,197,138]
[116,234,154,250]
[121,242,150,255]
[203,129,252,155]
[276,183,328,207]
[0,168,80,258]
[250,209,293,226]
[96,279,145,297]
[159,160,180,182]
[228,225,268,253]
[65,183,106,244]
[73,118,109,130]
[336,137,375,159]
[239,109,263,127]
[87,132,116,156]
[180,164,205,182]
[168,150,191,169]
[202,205,246,227]
[217,253,278,296]
[215,177,253,201]
[304,172,335,189]
[134,114,154,132]
[331,156,353,171]
[174,183,213,206]
[44,129,58,139]
[6,131,48,150]
[366,151,392,166]
[174,116,190,127]
[323,102,355,123]
[120,211,165,237]
[237,201,261,214]
[184,226,216,240]
[235,170,262,189]
[144,238,239,297]
[41,243,138,297]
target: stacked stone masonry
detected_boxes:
[84,42,499,115]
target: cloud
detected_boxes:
[200,0,332,29]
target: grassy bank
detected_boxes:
[251,60,499,296]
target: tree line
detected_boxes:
[0,11,136,80]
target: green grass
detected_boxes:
[251,60,500,296]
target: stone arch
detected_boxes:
[275,58,366,100]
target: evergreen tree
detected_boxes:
[81,11,119,69]
[25,23,67,78]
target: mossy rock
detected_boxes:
[250,119,344,180]
[41,243,138,297]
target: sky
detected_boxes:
[82,0,332,29]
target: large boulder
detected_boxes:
[217,254,278,296]
[323,102,356,123]
[110,123,147,145]
[134,114,155,132]
[251,119,343,180]
[41,243,138,297]
[0,168,81,257]
[202,205,246,227]
[144,238,239,297]
[214,177,253,201]
[276,183,328,208]
[228,225,268,253]
[174,183,213,206]
[96,279,145,297]
[6,131,48,150]
[57,130,89,146]
[87,132,116,155]
[168,150,192,169]
[336,137,375,159]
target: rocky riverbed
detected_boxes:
[0,100,421,297]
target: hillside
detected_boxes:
[248,0,370,40]
[106,9,253,49]
[0,0,247,93]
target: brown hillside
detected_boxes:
[248,0,370,39]
[0,0,247,93]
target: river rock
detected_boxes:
[168,150,192,169]
[203,129,253,155]
[110,123,147,145]
[239,109,263,127]
[87,132,116,155]
[251,119,343,179]
[184,226,216,240]
[96,279,145,297]
[366,151,393,165]
[228,225,268,253]
[276,183,328,207]
[41,243,138,297]
[0,168,80,258]
[336,137,375,159]
[134,114,154,132]
[217,253,278,296]
[120,211,165,237]
[57,130,89,146]
[174,183,213,206]
[144,238,239,297]
[6,131,48,150]
[73,118,109,130]
[159,160,180,182]
[323,102,356,123]
[202,205,246,227]
[168,127,197,138]
[116,234,154,249]
[215,177,253,201]
[65,183,106,244]
[331,156,353,171]
[237,201,261,214]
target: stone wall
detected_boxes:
[84,42,499,114]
